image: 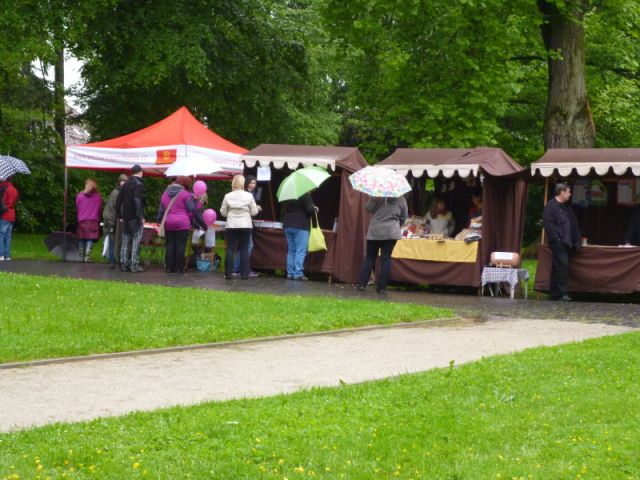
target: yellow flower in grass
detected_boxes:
[294,466,305,474]
[132,462,140,469]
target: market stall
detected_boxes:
[531,148,640,294]
[241,145,369,283]
[377,148,527,288]
[63,107,246,260]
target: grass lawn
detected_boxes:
[1,331,638,478]
[0,273,452,363]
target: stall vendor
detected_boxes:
[543,183,581,301]
[425,197,455,237]
[624,203,640,246]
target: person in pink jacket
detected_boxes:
[157,176,196,273]
[76,178,103,262]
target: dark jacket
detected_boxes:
[116,176,145,233]
[625,205,640,246]
[282,193,316,230]
[543,198,581,249]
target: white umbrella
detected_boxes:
[164,157,221,177]
[349,166,411,197]
[0,155,31,181]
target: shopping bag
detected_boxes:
[308,212,327,253]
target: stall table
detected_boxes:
[535,245,640,294]
[481,267,529,299]
[251,227,337,275]
[388,239,481,287]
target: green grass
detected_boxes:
[1,331,638,478]
[0,273,452,363]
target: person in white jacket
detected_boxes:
[220,175,260,279]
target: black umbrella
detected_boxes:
[44,232,82,261]
[0,155,31,181]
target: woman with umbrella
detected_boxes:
[350,166,410,293]
[0,176,19,261]
[76,178,103,262]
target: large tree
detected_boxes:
[538,0,596,149]
[74,0,339,148]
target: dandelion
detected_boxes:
[294,466,305,474]
[132,462,140,469]
[279,459,285,465]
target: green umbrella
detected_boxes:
[276,166,331,202]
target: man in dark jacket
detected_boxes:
[542,183,581,301]
[116,165,145,272]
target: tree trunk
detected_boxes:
[538,0,595,149]
[54,47,65,146]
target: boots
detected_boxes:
[84,244,93,263]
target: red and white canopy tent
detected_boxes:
[66,106,246,176]
[62,106,247,235]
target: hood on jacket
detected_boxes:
[166,184,185,198]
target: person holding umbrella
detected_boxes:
[0,154,30,261]
[277,166,330,281]
[350,166,410,293]
[0,176,19,261]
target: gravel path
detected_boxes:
[0,318,632,432]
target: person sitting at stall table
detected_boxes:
[425,197,455,237]
[468,191,482,221]
[624,203,640,246]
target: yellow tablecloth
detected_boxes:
[391,239,479,263]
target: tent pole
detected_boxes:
[541,177,549,245]
[63,166,69,262]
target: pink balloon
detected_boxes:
[203,209,217,225]
[193,180,207,196]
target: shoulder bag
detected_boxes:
[308,212,327,253]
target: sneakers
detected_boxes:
[130,265,145,273]
[294,275,309,281]
[248,271,259,278]
[0,256,4,261]
[356,284,366,291]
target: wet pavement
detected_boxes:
[2,260,639,326]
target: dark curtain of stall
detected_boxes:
[481,176,528,267]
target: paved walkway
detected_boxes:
[0,318,632,432]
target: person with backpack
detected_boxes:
[0,176,19,261]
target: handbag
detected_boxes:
[158,193,181,238]
[308,212,327,253]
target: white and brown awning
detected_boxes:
[532,149,640,177]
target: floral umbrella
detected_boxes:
[276,166,331,202]
[0,155,31,181]
[349,166,411,197]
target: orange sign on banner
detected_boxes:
[156,149,177,165]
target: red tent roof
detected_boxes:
[82,106,247,154]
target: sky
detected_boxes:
[31,53,84,111]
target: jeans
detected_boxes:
[225,228,251,278]
[549,240,570,299]
[165,230,189,273]
[357,239,398,291]
[78,239,94,257]
[0,219,13,258]
[284,227,310,278]
[233,234,253,273]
